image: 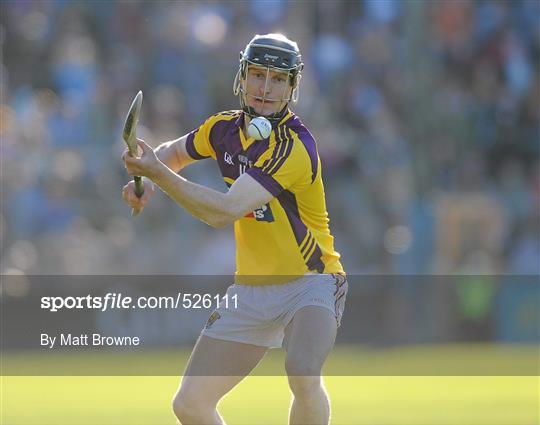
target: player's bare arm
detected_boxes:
[121,135,196,210]
[123,139,273,227]
[153,134,197,173]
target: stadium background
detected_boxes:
[1,1,539,424]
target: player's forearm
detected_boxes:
[151,165,238,228]
[154,135,194,173]
[154,140,184,172]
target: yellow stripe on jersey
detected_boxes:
[298,232,312,255]
[261,127,292,175]
[302,234,317,260]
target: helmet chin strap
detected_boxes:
[244,103,288,122]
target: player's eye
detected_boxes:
[273,76,286,83]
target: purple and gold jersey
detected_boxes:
[185,110,344,284]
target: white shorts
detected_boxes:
[201,274,347,348]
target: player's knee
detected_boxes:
[172,390,212,422]
[285,355,322,379]
[171,392,190,422]
[287,374,322,398]
[286,355,323,397]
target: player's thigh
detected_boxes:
[283,306,337,376]
[176,335,268,404]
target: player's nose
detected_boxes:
[256,82,271,96]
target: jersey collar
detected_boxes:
[237,110,293,151]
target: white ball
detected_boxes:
[247,116,272,140]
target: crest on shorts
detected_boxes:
[205,311,221,329]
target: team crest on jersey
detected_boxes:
[245,203,274,222]
[238,155,253,167]
[205,311,221,329]
[238,154,253,169]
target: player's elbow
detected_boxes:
[208,199,247,228]
[204,196,249,228]
[205,212,236,229]
[206,218,230,229]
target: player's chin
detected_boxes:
[250,101,280,116]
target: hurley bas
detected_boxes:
[41,333,140,349]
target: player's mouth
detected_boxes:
[251,99,281,113]
[254,98,277,105]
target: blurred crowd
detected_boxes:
[2,0,539,277]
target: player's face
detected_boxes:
[244,65,293,116]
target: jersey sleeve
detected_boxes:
[246,128,312,197]
[185,117,217,160]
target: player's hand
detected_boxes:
[121,177,155,210]
[122,139,164,180]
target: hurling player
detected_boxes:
[122,34,348,425]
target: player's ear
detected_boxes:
[290,72,300,88]
[291,74,302,102]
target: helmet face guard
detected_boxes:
[233,34,304,123]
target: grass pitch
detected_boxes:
[2,345,538,425]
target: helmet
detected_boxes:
[233,34,304,122]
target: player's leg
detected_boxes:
[283,306,337,425]
[172,335,268,424]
